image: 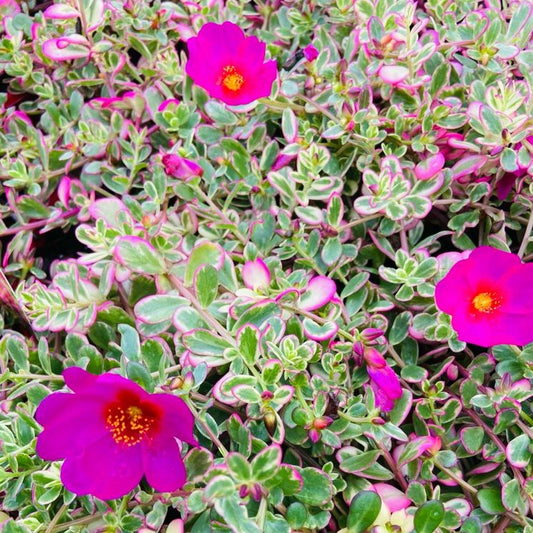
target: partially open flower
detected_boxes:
[435,246,533,347]
[162,153,203,181]
[364,347,402,412]
[186,21,278,106]
[35,368,198,500]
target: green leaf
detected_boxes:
[227,453,251,482]
[233,301,281,331]
[347,491,381,533]
[195,264,219,308]
[414,500,444,533]
[126,362,154,392]
[506,434,530,467]
[238,324,260,366]
[321,237,342,266]
[339,449,381,473]
[134,294,189,324]
[502,478,526,513]
[251,445,282,481]
[286,502,308,529]
[185,448,213,482]
[478,488,506,515]
[6,336,29,372]
[205,101,238,125]
[182,329,233,356]
[115,237,166,275]
[281,107,297,142]
[185,241,224,286]
[461,427,484,453]
[117,324,140,363]
[294,468,333,506]
[214,496,261,533]
[389,311,411,345]
[204,476,236,500]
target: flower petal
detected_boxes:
[142,434,187,492]
[61,433,143,500]
[149,394,198,446]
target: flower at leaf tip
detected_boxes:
[364,347,402,412]
[185,21,278,106]
[35,367,198,500]
[435,246,533,347]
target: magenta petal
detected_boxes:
[299,276,337,311]
[435,260,473,315]
[61,434,143,500]
[36,401,107,460]
[142,434,187,492]
[149,394,198,446]
[500,263,533,314]
[465,247,521,287]
[35,392,78,426]
[63,367,99,392]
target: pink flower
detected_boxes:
[303,43,319,62]
[364,347,402,412]
[162,154,203,180]
[186,21,277,105]
[435,246,533,347]
[242,258,271,291]
[35,368,198,500]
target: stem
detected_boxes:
[432,459,477,495]
[0,208,80,237]
[518,208,533,258]
[45,503,69,533]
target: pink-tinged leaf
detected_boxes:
[44,4,80,19]
[414,152,445,180]
[506,434,530,468]
[298,276,337,311]
[378,65,409,85]
[242,258,271,291]
[80,0,105,31]
[302,317,338,341]
[42,35,91,61]
[88,197,129,225]
[114,236,166,275]
[451,155,487,180]
[369,483,411,512]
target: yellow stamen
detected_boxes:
[471,291,502,314]
[106,403,155,446]
[221,65,244,92]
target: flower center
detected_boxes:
[221,65,244,92]
[471,291,502,314]
[106,402,156,446]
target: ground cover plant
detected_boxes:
[0,0,533,531]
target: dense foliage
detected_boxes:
[1,0,533,532]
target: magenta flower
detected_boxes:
[186,21,277,106]
[162,153,203,181]
[35,368,197,500]
[364,347,402,412]
[435,246,533,347]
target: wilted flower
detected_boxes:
[162,153,204,180]
[35,367,198,500]
[303,43,319,62]
[186,21,277,105]
[364,347,402,412]
[435,246,533,347]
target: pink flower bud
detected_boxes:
[162,154,204,181]
[303,43,319,62]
